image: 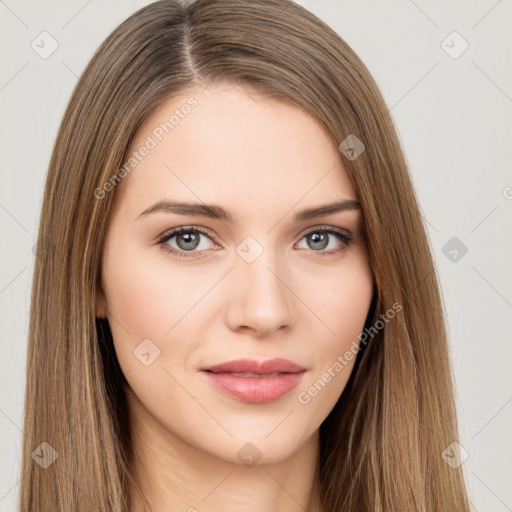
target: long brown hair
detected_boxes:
[19,0,473,510]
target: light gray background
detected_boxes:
[1,1,511,511]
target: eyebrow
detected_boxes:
[136,198,361,223]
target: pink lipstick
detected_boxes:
[200,358,306,404]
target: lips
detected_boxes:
[199,358,306,404]
[201,358,305,375]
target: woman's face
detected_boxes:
[97,83,374,465]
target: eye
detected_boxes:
[156,226,217,258]
[296,226,354,256]
[156,225,354,259]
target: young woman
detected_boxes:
[19,0,473,510]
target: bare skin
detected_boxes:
[96,83,374,512]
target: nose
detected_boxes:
[224,246,295,337]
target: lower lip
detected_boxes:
[201,371,306,404]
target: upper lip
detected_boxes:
[200,358,306,374]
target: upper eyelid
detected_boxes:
[158,225,214,242]
[157,224,353,245]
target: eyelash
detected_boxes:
[156,225,354,259]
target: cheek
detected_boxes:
[103,234,195,322]
[101,239,224,375]
[297,256,374,401]
[306,256,374,344]
[330,278,373,340]
[100,244,183,364]
[103,263,163,337]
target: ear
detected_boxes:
[96,274,108,319]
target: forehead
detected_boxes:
[113,84,357,216]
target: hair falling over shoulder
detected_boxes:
[20,1,473,510]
